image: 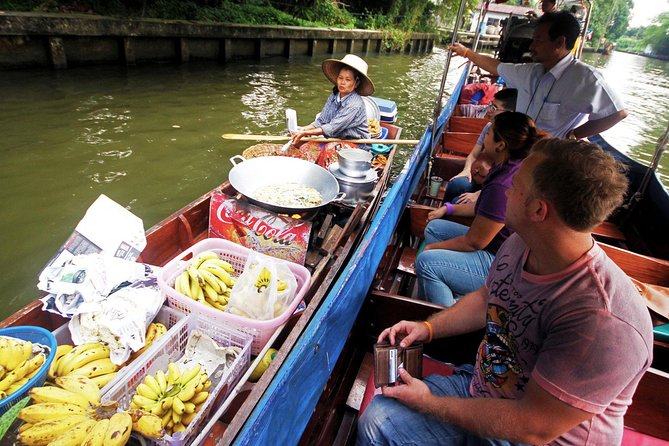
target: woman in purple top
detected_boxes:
[416,112,547,306]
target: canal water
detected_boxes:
[1,49,667,319]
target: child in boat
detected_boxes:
[359,139,652,446]
[445,88,518,204]
[288,54,373,167]
[415,112,547,307]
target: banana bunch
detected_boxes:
[174,251,237,312]
[48,342,119,389]
[17,375,158,446]
[0,336,46,400]
[126,322,168,364]
[368,118,381,135]
[130,362,212,437]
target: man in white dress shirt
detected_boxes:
[450,11,627,139]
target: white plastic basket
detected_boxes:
[102,313,252,446]
[157,238,311,355]
[51,306,188,397]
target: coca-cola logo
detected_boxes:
[215,202,298,245]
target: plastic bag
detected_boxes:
[227,253,297,320]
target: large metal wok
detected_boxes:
[228,155,344,214]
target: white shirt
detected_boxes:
[498,54,625,138]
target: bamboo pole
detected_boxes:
[221,133,419,145]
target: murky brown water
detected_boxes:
[1,49,667,319]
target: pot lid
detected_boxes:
[329,162,378,184]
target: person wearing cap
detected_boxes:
[290,54,374,146]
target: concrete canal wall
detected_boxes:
[0,12,436,70]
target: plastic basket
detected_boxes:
[51,306,188,397]
[158,238,311,355]
[0,326,57,415]
[102,314,252,446]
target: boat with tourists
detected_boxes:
[211,1,669,445]
[1,0,669,444]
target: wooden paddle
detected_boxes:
[222,133,420,145]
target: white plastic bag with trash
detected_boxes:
[227,252,297,320]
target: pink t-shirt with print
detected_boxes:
[470,233,653,445]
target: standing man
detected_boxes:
[357,139,653,445]
[450,12,627,139]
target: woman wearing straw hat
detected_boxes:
[288,54,374,165]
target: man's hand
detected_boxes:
[377,320,430,347]
[448,43,469,58]
[382,368,431,409]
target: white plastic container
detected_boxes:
[51,306,188,397]
[102,313,252,446]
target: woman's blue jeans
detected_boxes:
[357,365,526,446]
[416,219,494,307]
[443,177,474,204]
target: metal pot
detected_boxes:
[229,155,344,214]
[328,162,378,205]
[338,148,372,178]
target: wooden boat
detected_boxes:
[218,56,669,444]
[0,123,402,444]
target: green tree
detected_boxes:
[588,0,632,41]
[643,12,669,56]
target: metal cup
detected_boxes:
[429,176,443,196]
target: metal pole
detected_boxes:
[430,0,469,154]
[579,0,593,58]
[472,0,491,53]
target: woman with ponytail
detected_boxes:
[416,112,547,306]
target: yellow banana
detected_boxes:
[62,344,110,375]
[132,412,165,439]
[176,380,198,402]
[48,345,73,380]
[145,374,163,395]
[65,357,119,378]
[19,422,33,433]
[0,353,45,392]
[7,376,31,395]
[160,396,174,412]
[167,363,181,386]
[172,396,186,415]
[18,402,87,423]
[89,371,117,389]
[103,412,133,446]
[82,419,110,446]
[173,421,187,433]
[160,409,172,428]
[55,375,100,406]
[56,343,100,377]
[181,410,198,426]
[277,279,288,292]
[18,415,89,446]
[48,418,97,446]
[183,401,196,414]
[171,407,181,424]
[201,257,235,273]
[191,251,220,269]
[202,263,235,287]
[132,394,158,410]
[190,391,209,405]
[179,363,202,386]
[4,342,26,371]
[175,270,192,297]
[155,369,168,393]
[29,385,90,409]
[199,268,224,294]
[136,382,160,401]
[129,323,168,363]
[202,283,220,302]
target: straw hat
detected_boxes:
[322,54,375,96]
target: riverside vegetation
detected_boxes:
[0,0,478,51]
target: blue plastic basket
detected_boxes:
[0,326,57,415]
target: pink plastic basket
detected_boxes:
[158,238,311,355]
[102,313,252,446]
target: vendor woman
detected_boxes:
[290,54,373,148]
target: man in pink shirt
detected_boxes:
[358,139,653,445]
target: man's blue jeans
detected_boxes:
[416,219,494,307]
[357,365,526,446]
